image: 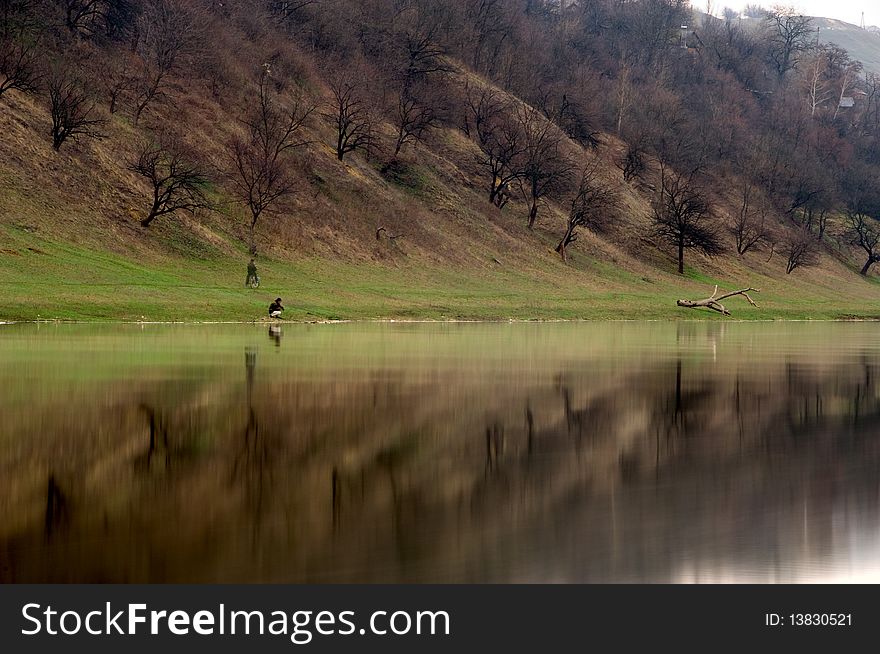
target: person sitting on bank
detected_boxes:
[269,298,284,319]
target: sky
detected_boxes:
[783,1,878,25]
[699,2,880,27]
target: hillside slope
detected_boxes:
[2,1,880,322]
[3,82,878,322]
[815,18,880,75]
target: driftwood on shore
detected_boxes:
[676,285,759,316]
[376,227,404,241]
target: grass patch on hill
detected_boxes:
[3,225,880,322]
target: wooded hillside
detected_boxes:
[2,1,880,320]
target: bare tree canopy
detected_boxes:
[132,0,201,124]
[517,105,571,229]
[731,182,773,256]
[464,82,523,207]
[98,53,136,114]
[840,163,880,275]
[395,5,455,86]
[228,65,314,256]
[847,212,880,276]
[556,158,619,262]
[651,173,723,274]
[391,83,439,157]
[128,140,211,227]
[782,227,819,274]
[1,0,41,98]
[618,143,646,184]
[765,8,812,79]
[47,66,105,150]
[0,33,40,97]
[58,0,110,36]
[326,74,374,162]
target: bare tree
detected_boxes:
[801,44,832,117]
[397,11,455,85]
[859,72,880,134]
[128,140,211,227]
[47,67,104,150]
[132,0,199,124]
[228,66,313,256]
[269,0,317,21]
[391,85,438,157]
[842,163,880,275]
[464,0,514,75]
[326,75,374,161]
[58,0,109,36]
[535,87,601,148]
[766,8,812,79]
[462,81,503,140]
[556,158,619,261]
[651,173,723,274]
[625,0,690,73]
[731,182,772,255]
[517,106,571,229]
[614,60,632,136]
[847,212,880,276]
[481,113,523,208]
[0,33,39,97]
[830,50,862,121]
[1,0,40,36]
[464,84,523,206]
[743,4,767,18]
[618,142,646,183]
[783,227,819,274]
[1,0,39,90]
[100,54,136,114]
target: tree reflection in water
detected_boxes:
[1,322,880,582]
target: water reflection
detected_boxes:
[1,322,880,583]
[268,326,282,347]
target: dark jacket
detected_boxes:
[268,301,283,314]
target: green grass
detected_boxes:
[3,225,880,322]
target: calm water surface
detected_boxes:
[1,322,880,583]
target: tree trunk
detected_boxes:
[527,201,538,229]
[555,239,567,262]
[861,257,874,276]
[677,239,684,274]
[249,215,259,256]
[555,224,575,262]
[52,127,64,150]
[133,99,148,125]
[140,213,157,227]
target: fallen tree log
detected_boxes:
[376,227,404,241]
[676,285,759,316]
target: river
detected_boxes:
[1,322,879,583]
